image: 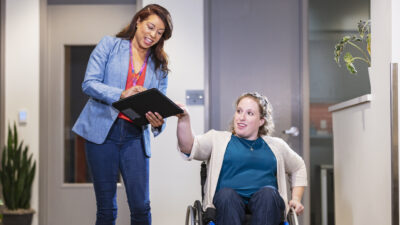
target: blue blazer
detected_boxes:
[72,36,168,157]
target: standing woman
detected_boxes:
[72,4,173,225]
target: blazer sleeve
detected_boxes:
[278,138,308,187]
[82,36,124,105]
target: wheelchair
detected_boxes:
[185,162,299,225]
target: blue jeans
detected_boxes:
[85,118,150,225]
[213,187,285,225]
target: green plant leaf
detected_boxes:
[344,52,353,63]
[342,36,351,43]
[358,21,365,39]
[334,43,343,65]
[358,20,371,40]
[334,20,371,74]
[346,61,357,74]
[0,122,36,210]
[346,62,357,74]
[367,33,371,56]
[343,53,357,74]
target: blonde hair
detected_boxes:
[230,92,274,136]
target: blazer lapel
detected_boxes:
[120,39,130,89]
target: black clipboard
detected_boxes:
[112,88,183,126]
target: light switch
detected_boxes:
[18,110,27,125]
[186,90,204,105]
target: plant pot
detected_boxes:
[2,209,34,225]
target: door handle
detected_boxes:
[283,126,299,137]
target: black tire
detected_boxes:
[194,200,203,225]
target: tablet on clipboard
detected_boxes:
[112,88,183,126]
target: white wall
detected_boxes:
[141,1,205,224]
[331,0,398,224]
[392,0,400,62]
[4,1,40,225]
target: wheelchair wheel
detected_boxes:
[185,202,203,225]
[194,200,203,224]
[185,205,195,225]
[287,207,299,225]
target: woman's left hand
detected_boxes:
[289,199,304,215]
[146,112,164,128]
[175,102,189,119]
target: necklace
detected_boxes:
[239,138,258,151]
[130,40,150,86]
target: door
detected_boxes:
[208,0,303,153]
[207,0,305,223]
[44,4,135,225]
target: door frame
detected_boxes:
[203,0,310,224]
[39,0,49,223]
[0,0,5,152]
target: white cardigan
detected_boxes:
[180,130,307,213]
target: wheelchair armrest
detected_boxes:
[286,207,299,225]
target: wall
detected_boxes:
[141,1,205,224]
[4,1,40,225]
[392,0,400,62]
[309,35,370,103]
[331,0,400,224]
[0,0,5,151]
[309,0,369,31]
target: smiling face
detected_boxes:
[233,97,265,140]
[133,14,165,50]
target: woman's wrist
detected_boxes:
[291,197,301,202]
[120,90,126,99]
[177,113,190,121]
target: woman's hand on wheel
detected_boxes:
[289,199,304,215]
[146,112,164,128]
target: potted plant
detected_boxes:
[334,20,371,74]
[0,123,36,225]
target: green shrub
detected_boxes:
[0,123,36,210]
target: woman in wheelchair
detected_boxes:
[176,92,307,225]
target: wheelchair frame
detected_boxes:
[185,162,299,225]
